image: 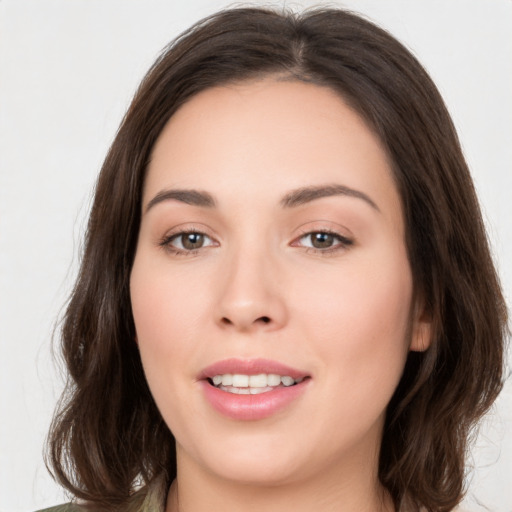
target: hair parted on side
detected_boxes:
[47,7,508,512]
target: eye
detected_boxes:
[161,231,216,253]
[295,231,353,252]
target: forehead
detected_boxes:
[145,78,402,229]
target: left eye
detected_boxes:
[298,231,351,250]
[168,232,215,251]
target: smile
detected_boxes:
[200,359,310,420]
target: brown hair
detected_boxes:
[47,7,508,511]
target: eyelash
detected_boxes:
[158,229,353,257]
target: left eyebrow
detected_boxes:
[280,184,380,212]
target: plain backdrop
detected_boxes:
[0,1,511,511]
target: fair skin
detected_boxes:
[130,78,430,512]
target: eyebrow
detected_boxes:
[145,183,379,213]
[145,189,216,212]
[280,184,379,211]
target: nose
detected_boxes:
[215,248,288,333]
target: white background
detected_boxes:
[0,1,511,511]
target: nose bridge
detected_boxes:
[215,236,287,331]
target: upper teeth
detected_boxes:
[211,373,302,388]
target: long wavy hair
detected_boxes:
[47,7,508,511]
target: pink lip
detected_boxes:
[199,358,310,421]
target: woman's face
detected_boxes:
[130,78,429,486]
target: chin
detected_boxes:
[178,429,313,486]
[208,456,306,487]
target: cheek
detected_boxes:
[294,246,413,396]
[306,239,411,329]
[130,254,202,391]
[131,254,204,343]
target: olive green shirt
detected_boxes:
[35,474,167,512]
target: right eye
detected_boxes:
[160,231,217,254]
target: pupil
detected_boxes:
[312,233,333,248]
[183,233,204,249]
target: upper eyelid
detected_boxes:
[296,227,346,237]
[162,223,217,238]
[293,222,353,240]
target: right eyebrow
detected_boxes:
[145,189,216,213]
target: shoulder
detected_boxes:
[36,505,85,512]
[34,474,167,512]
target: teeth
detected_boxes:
[232,374,249,387]
[221,374,233,386]
[267,374,281,386]
[281,376,294,387]
[211,373,303,390]
[249,374,267,387]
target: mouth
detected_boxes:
[199,358,311,420]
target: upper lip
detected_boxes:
[199,358,309,381]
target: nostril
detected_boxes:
[219,315,272,327]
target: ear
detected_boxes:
[409,299,432,352]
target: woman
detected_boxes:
[42,6,507,512]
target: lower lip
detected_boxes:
[200,380,309,421]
